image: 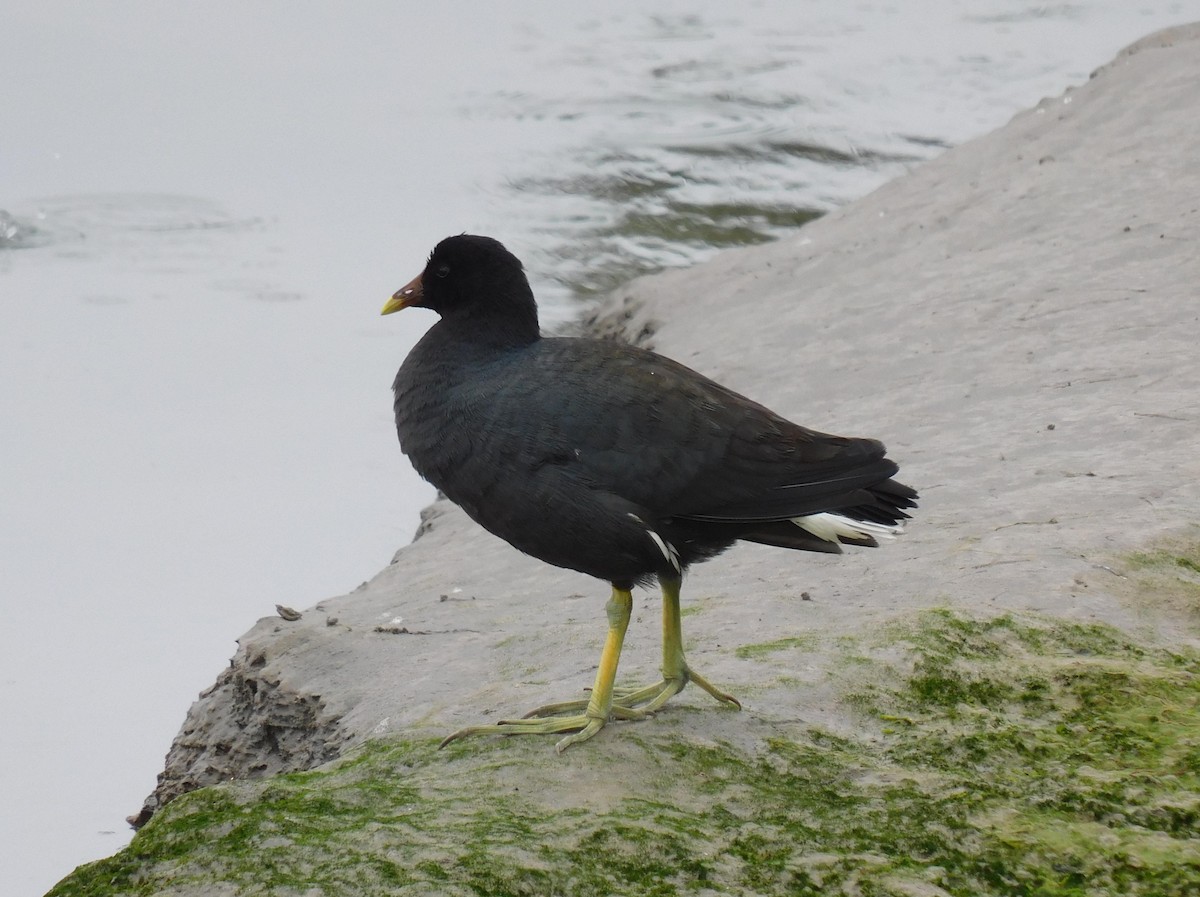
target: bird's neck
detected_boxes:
[442,291,540,349]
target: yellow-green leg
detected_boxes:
[439,586,639,752]
[612,574,741,713]
[511,576,740,721]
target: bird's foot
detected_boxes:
[439,709,623,753]
[521,665,741,718]
[519,698,650,720]
[614,665,742,714]
[438,666,739,752]
[440,586,642,752]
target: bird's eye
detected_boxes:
[434,264,451,278]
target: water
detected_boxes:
[2,2,1194,892]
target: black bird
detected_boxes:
[384,234,917,750]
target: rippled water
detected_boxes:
[6,4,1187,314]
[449,2,1190,305]
[2,2,1194,892]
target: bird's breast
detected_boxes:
[394,341,540,501]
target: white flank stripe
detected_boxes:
[646,530,681,572]
[792,512,904,544]
[628,513,682,572]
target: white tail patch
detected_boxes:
[792,512,904,544]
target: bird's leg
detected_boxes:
[611,574,741,713]
[439,586,639,752]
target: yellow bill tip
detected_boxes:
[382,272,424,315]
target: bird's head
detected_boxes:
[382,234,539,342]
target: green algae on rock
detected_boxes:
[50,609,1199,897]
[1120,530,1200,630]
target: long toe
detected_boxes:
[685,666,742,709]
[520,698,649,721]
[614,668,741,714]
[439,712,611,751]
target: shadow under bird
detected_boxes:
[383,234,917,750]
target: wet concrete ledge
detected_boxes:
[51,24,1200,896]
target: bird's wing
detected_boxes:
[484,339,902,523]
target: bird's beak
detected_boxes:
[382,272,423,315]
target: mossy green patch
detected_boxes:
[51,611,1199,897]
[735,633,818,659]
[1121,531,1200,628]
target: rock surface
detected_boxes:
[82,24,1200,894]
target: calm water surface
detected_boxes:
[1,1,1193,892]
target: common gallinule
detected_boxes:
[384,234,917,750]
